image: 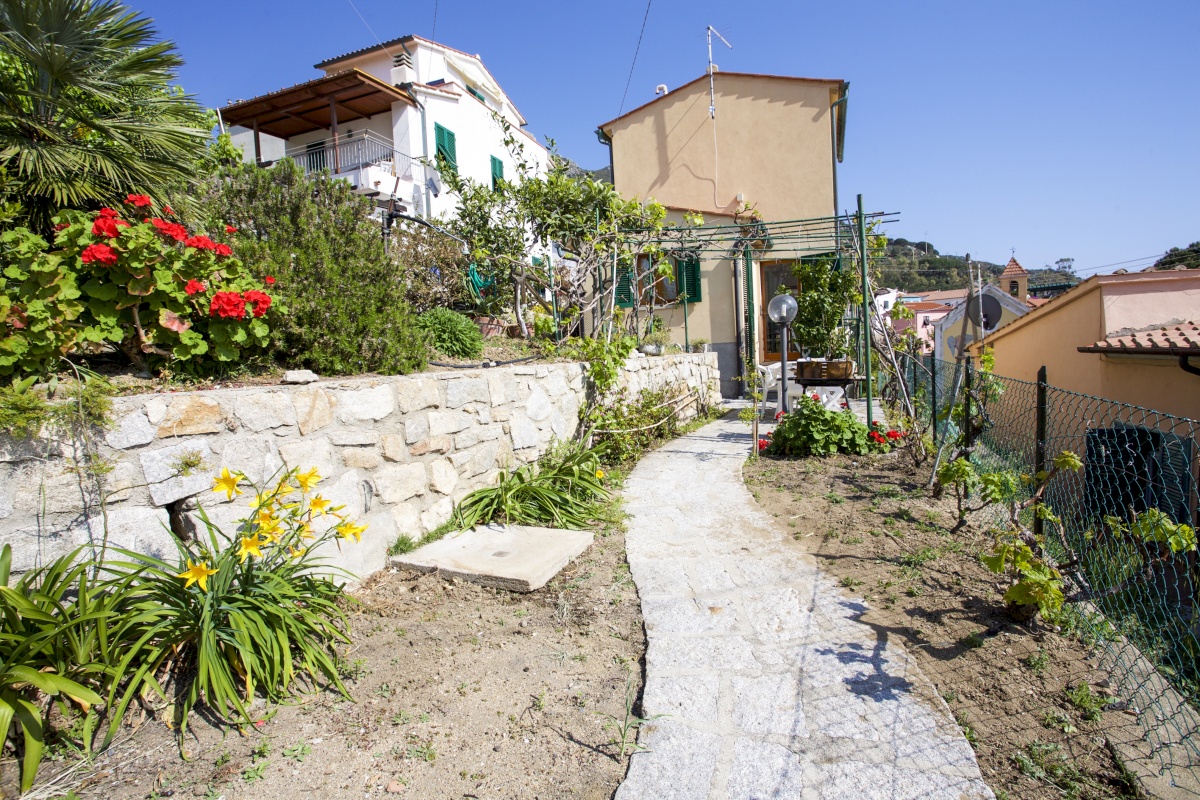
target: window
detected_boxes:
[434,123,457,174]
[467,86,486,104]
[636,254,676,305]
[491,155,504,191]
[1009,280,1019,296]
[676,257,702,303]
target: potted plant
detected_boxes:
[690,337,711,353]
[639,329,671,356]
[470,294,508,338]
[790,258,859,380]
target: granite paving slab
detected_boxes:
[616,411,994,800]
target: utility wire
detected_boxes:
[617,0,653,116]
[432,0,439,40]
[344,0,394,59]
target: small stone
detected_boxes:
[342,448,383,470]
[139,440,216,506]
[292,388,335,435]
[235,391,297,432]
[278,437,340,478]
[105,410,155,449]
[329,430,380,447]
[375,463,426,504]
[282,369,319,384]
[336,384,395,423]
[445,377,489,408]
[386,780,404,794]
[428,410,473,437]
[381,434,408,462]
[428,458,458,495]
[409,436,452,456]
[394,377,441,413]
[404,413,429,444]
[156,396,223,437]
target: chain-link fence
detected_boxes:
[888,354,1200,791]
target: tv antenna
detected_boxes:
[707,25,732,119]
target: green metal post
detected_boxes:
[682,261,690,351]
[744,246,755,370]
[929,354,938,444]
[856,194,873,430]
[1034,365,1048,539]
[964,357,974,451]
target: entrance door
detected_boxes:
[759,262,801,361]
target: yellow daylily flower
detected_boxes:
[298,521,315,540]
[212,468,243,500]
[287,545,307,559]
[237,536,263,563]
[335,520,367,543]
[249,492,275,513]
[595,469,605,480]
[176,559,219,592]
[272,480,296,499]
[308,495,332,516]
[295,467,321,493]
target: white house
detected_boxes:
[930,282,1032,361]
[220,35,549,219]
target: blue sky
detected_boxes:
[138,0,1199,276]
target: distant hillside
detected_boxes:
[875,237,1079,293]
[557,156,611,184]
[1151,241,1200,270]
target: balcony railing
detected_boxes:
[285,132,415,181]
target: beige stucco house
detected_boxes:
[974,270,1200,421]
[597,71,849,396]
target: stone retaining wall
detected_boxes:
[0,353,721,579]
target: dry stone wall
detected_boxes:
[0,353,720,581]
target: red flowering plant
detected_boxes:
[49,198,281,371]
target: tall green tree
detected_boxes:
[0,0,210,229]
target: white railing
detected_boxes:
[285,131,415,180]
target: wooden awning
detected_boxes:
[220,69,413,139]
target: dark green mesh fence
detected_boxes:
[889,354,1200,789]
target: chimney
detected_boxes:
[391,51,414,86]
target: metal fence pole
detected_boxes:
[929,355,938,443]
[856,194,873,429]
[1034,365,1048,539]
[963,358,974,451]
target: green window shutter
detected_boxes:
[491,155,504,190]
[615,267,636,308]
[434,123,457,173]
[676,258,702,303]
[468,86,486,103]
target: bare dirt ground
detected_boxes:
[744,452,1149,800]
[43,515,645,800]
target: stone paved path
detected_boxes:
[615,413,995,800]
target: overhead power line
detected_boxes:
[617,0,653,116]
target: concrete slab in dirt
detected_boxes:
[389,524,592,592]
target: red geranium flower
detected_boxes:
[185,235,219,251]
[97,207,119,218]
[81,243,119,266]
[91,216,129,238]
[53,223,70,231]
[209,291,247,319]
[774,409,784,421]
[264,275,275,285]
[811,393,820,401]
[243,289,272,318]
[151,217,188,242]
[869,431,886,444]
[225,225,238,234]
[758,438,770,452]
[886,430,902,440]
[184,279,206,296]
[163,205,174,216]
[215,243,232,257]
[125,194,153,207]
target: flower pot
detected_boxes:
[691,343,711,353]
[473,316,506,339]
[796,359,855,381]
[505,324,525,339]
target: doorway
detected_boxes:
[759,261,801,361]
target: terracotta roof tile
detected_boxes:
[1078,322,1200,355]
[999,257,1028,278]
[904,301,953,312]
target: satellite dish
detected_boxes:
[966,294,1004,331]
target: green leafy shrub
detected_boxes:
[416,307,483,359]
[1,199,277,378]
[199,160,428,376]
[114,466,358,736]
[453,442,609,529]
[0,226,83,377]
[0,546,116,792]
[765,395,869,457]
[591,386,681,464]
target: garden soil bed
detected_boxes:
[45,518,644,800]
[744,453,1149,800]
